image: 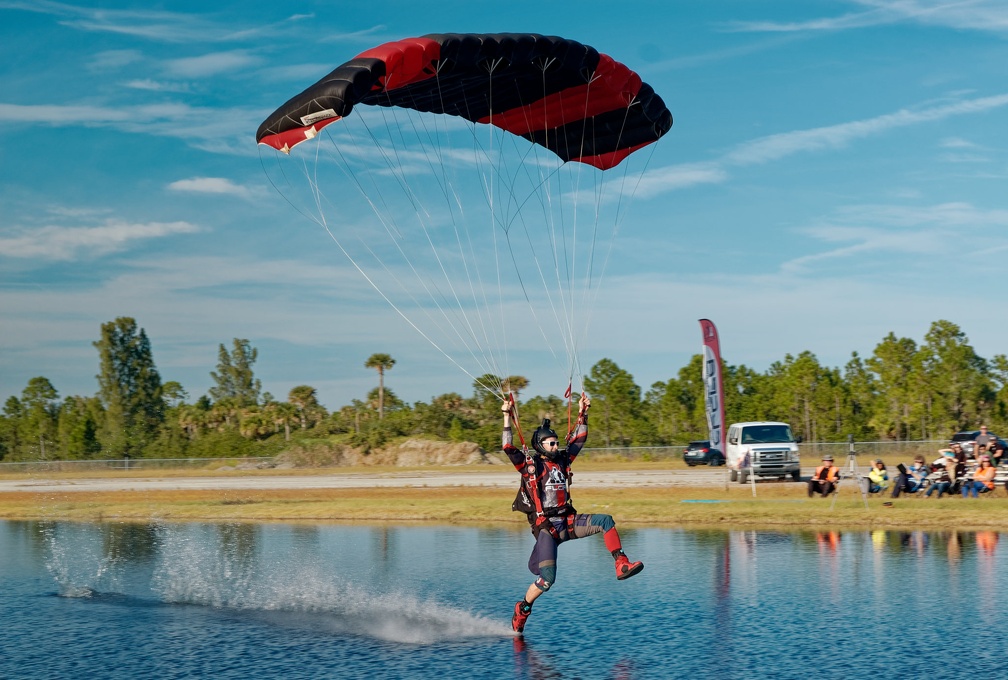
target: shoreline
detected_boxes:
[2,465,1007,530]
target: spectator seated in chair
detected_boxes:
[867,459,889,494]
[891,455,928,498]
[925,451,957,498]
[962,455,996,498]
[808,455,840,498]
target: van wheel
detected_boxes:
[791,470,801,482]
[730,469,738,482]
[739,470,749,484]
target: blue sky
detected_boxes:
[2,1,1007,410]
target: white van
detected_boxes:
[725,421,801,484]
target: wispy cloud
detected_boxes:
[163,50,261,78]
[725,94,1008,165]
[781,202,1008,273]
[725,0,1008,34]
[632,163,728,198]
[0,0,318,43]
[123,79,192,93]
[0,101,262,155]
[635,92,1008,197]
[0,220,200,260]
[168,177,251,199]
[87,49,144,72]
[940,136,980,149]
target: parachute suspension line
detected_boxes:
[398,70,512,386]
[577,112,663,374]
[373,102,506,381]
[258,147,330,231]
[320,119,504,383]
[307,173,493,391]
[480,65,513,390]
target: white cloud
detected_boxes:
[0,101,263,156]
[163,50,260,78]
[0,220,201,260]
[726,0,1008,34]
[88,49,144,72]
[123,79,191,93]
[780,202,1008,273]
[625,93,1008,201]
[633,163,729,197]
[168,177,251,199]
[940,136,979,149]
[725,94,1008,166]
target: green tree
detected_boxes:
[20,377,60,459]
[584,358,642,447]
[268,401,299,441]
[0,397,24,460]
[288,385,324,430]
[161,381,189,408]
[209,339,261,407]
[502,375,529,402]
[841,352,877,440]
[915,320,990,436]
[94,318,165,456]
[364,353,396,419]
[57,395,102,459]
[867,332,918,441]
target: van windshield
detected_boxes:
[741,425,794,444]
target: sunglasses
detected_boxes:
[543,440,559,448]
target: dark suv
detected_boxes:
[683,440,724,466]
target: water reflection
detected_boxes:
[3,522,1007,678]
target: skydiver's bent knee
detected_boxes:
[572,513,615,538]
[535,564,556,591]
[590,514,615,533]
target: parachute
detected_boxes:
[257,33,672,399]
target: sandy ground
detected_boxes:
[0,467,805,494]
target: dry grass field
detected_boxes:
[2,460,1007,530]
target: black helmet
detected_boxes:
[531,418,559,457]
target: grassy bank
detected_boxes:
[3,471,1008,530]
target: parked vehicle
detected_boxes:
[683,441,724,466]
[725,421,802,483]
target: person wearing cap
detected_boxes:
[808,454,840,497]
[962,455,997,498]
[891,455,928,498]
[501,394,643,635]
[926,451,956,498]
[867,459,889,494]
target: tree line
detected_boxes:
[2,317,1006,462]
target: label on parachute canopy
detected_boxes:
[300,109,338,126]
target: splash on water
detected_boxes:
[45,522,513,644]
[150,524,512,644]
[43,522,121,598]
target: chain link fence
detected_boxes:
[0,457,276,474]
[0,441,951,472]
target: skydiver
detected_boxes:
[502,394,643,635]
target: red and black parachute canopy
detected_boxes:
[256,33,672,170]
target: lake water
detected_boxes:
[1,520,1003,679]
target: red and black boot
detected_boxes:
[603,527,644,580]
[512,599,533,634]
[614,552,644,580]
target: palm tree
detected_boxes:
[364,353,396,419]
[503,375,529,402]
[288,385,320,430]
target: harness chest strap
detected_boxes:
[521,454,575,540]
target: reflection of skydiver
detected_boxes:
[503,395,643,634]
